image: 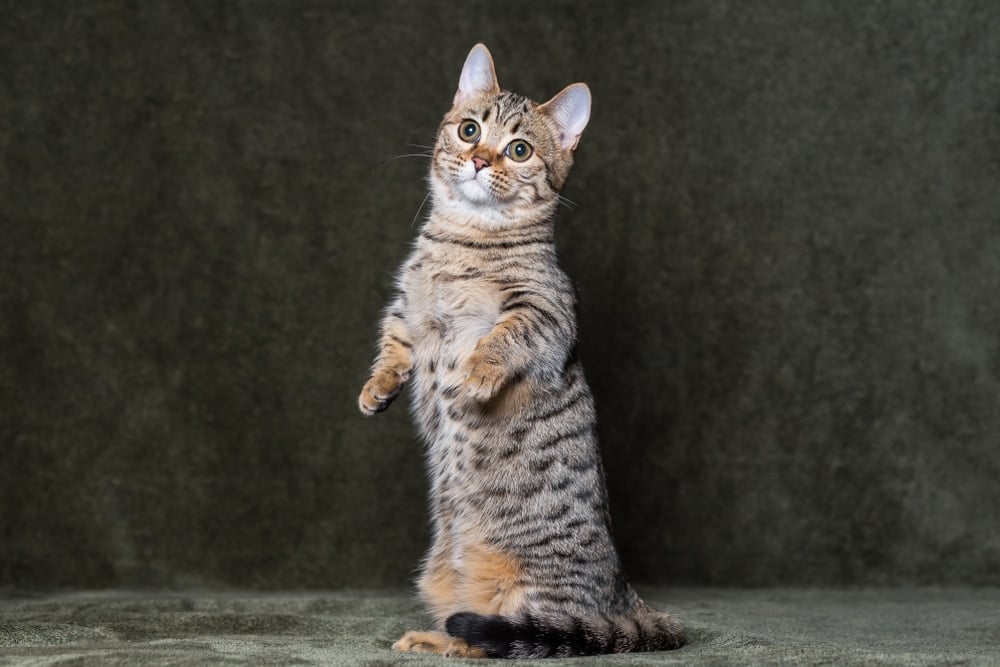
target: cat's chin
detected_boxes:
[455,179,499,205]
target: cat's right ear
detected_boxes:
[454,43,500,107]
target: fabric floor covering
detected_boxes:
[1,588,998,665]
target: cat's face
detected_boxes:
[430,44,591,227]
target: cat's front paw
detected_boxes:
[462,352,508,403]
[358,367,410,415]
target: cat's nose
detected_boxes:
[471,155,490,172]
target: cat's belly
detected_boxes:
[405,307,492,444]
[404,271,501,432]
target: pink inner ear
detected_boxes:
[456,44,499,105]
[546,84,591,150]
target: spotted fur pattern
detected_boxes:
[360,44,684,659]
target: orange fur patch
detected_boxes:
[419,541,525,626]
[419,557,461,626]
[485,374,532,416]
[460,542,524,616]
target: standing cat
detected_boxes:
[358,43,684,659]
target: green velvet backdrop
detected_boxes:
[2,1,998,590]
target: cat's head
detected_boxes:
[430,44,591,227]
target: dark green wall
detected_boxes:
[2,1,998,590]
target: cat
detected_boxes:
[358,43,684,659]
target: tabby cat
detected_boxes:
[358,43,684,659]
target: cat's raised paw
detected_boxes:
[358,368,409,415]
[463,355,507,403]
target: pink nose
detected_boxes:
[471,156,490,172]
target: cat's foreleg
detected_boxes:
[463,296,573,402]
[359,298,414,415]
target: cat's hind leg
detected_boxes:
[392,631,487,658]
[418,544,462,626]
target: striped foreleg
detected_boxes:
[358,298,414,415]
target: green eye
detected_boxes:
[506,139,533,162]
[458,120,481,143]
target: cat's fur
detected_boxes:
[358,44,684,659]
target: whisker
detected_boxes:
[379,152,434,168]
[410,192,431,228]
[557,194,579,210]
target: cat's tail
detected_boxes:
[445,607,684,659]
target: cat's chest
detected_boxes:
[404,260,501,344]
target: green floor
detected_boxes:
[1,588,998,665]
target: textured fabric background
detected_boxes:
[1,1,998,590]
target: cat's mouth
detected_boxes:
[455,171,514,207]
[456,174,495,204]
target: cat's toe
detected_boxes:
[444,639,487,658]
[463,361,506,402]
[359,371,406,415]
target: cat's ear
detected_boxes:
[454,43,500,107]
[539,83,591,151]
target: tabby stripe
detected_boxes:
[499,444,520,458]
[389,334,412,349]
[501,299,562,332]
[495,280,529,290]
[538,423,594,450]
[521,533,558,549]
[545,503,570,520]
[520,327,536,349]
[511,426,530,442]
[431,269,484,281]
[529,590,575,604]
[563,349,580,372]
[531,388,585,422]
[503,522,550,543]
[421,230,553,250]
[567,551,603,566]
[551,477,573,491]
[530,456,556,473]
[500,290,531,303]
[567,457,596,472]
[487,260,552,275]
[523,313,548,343]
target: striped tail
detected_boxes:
[445,609,684,659]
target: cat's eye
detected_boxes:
[505,139,533,162]
[458,120,481,143]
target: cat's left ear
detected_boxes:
[539,83,591,151]
[454,43,500,107]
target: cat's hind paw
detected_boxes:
[393,630,486,658]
